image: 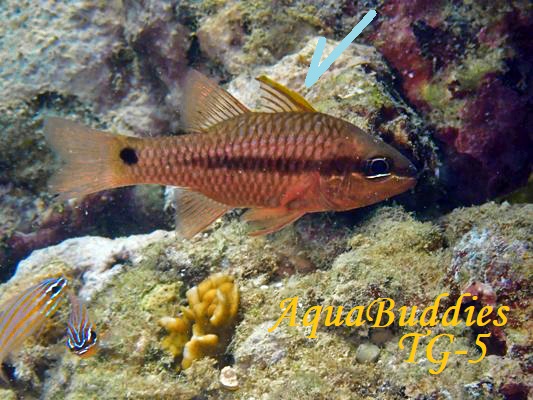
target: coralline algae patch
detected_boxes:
[370,0,532,203]
[159,273,239,369]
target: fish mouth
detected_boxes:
[397,161,418,179]
[392,174,417,190]
[392,164,418,191]
[402,175,417,189]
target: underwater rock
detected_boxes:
[0,2,122,106]
[196,3,247,74]
[233,321,292,369]
[4,187,169,276]
[160,273,239,369]
[0,1,187,134]
[0,203,529,398]
[12,230,172,300]
[370,0,532,203]
[443,204,531,358]
[0,0,186,276]
[194,0,324,73]
[355,342,381,363]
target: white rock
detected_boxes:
[355,343,380,363]
[10,230,173,300]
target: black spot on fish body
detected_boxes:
[120,147,138,165]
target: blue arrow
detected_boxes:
[305,10,377,88]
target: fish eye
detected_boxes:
[48,280,65,296]
[364,157,392,179]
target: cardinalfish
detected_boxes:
[44,71,417,238]
[0,277,68,382]
[65,292,98,358]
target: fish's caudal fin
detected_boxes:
[44,117,138,200]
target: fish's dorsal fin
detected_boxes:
[182,70,250,132]
[256,75,316,113]
[174,189,229,239]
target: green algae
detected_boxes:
[455,47,506,91]
[420,41,507,129]
[312,66,395,126]
[417,2,514,132]
[141,282,182,314]
[0,388,16,400]
[238,0,324,65]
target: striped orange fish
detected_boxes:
[44,71,417,238]
[66,292,98,358]
[0,277,68,382]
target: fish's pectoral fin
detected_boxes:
[242,207,305,236]
[174,189,229,239]
[256,75,316,113]
[181,70,250,132]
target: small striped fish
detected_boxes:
[0,276,68,382]
[66,292,98,358]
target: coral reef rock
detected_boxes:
[371,0,532,203]
[0,0,185,275]
[0,203,530,399]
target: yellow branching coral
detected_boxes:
[159,273,239,369]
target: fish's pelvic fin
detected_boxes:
[44,117,136,200]
[182,70,250,132]
[256,75,316,113]
[242,207,305,236]
[174,189,229,239]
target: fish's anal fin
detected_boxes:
[256,75,316,113]
[174,189,229,239]
[242,207,305,236]
[182,70,250,132]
